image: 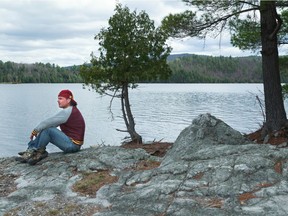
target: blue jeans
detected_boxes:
[28,127,81,153]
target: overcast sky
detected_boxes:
[0,0,261,67]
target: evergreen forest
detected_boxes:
[167,54,262,83]
[0,61,82,83]
[1,54,288,83]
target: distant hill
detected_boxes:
[0,61,82,83]
[1,54,288,83]
[167,54,264,83]
[167,53,193,61]
[167,54,288,83]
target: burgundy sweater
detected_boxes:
[34,106,85,145]
[60,106,85,145]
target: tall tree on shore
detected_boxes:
[162,0,288,134]
[80,4,172,143]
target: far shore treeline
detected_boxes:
[1,54,288,84]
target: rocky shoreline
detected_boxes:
[2,113,288,215]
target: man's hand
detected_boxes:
[30,130,38,140]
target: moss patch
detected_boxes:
[73,170,118,197]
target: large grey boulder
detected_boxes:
[163,113,249,164]
[2,113,288,216]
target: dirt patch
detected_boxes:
[245,127,288,146]
[192,172,205,180]
[121,141,173,157]
[133,160,161,171]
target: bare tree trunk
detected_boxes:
[120,84,142,143]
[260,1,287,133]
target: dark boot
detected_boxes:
[15,149,35,163]
[27,148,48,165]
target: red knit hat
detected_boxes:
[58,89,77,104]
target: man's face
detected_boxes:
[58,96,71,108]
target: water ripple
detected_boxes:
[0,83,272,157]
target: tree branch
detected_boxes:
[275,1,288,7]
[268,6,282,40]
[107,88,120,121]
[239,0,259,8]
[116,128,129,132]
[188,7,258,36]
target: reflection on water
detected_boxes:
[0,83,278,157]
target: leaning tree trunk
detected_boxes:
[260,1,287,133]
[120,84,142,143]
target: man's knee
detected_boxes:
[41,127,58,135]
[63,145,81,153]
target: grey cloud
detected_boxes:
[0,0,255,66]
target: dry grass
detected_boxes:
[274,160,283,174]
[194,197,224,208]
[238,181,276,205]
[238,192,257,204]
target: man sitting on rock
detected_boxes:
[16,89,86,165]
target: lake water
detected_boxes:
[0,83,281,157]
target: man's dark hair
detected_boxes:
[70,100,77,106]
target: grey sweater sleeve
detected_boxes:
[34,106,72,133]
